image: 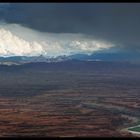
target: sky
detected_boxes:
[0,3,140,57]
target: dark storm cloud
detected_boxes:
[0,3,140,51]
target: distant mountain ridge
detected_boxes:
[69,52,140,62]
[0,51,140,65]
[0,55,71,65]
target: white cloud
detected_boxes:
[0,22,115,57]
[0,28,44,57]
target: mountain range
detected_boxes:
[0,51,139,65]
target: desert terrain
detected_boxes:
[0,61,139,137]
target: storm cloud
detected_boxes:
[0,22,114,57]
[0,3,140,53]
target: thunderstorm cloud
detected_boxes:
[0,23,114,57]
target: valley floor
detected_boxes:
[0,61,139,137]
[0,90,139,137]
